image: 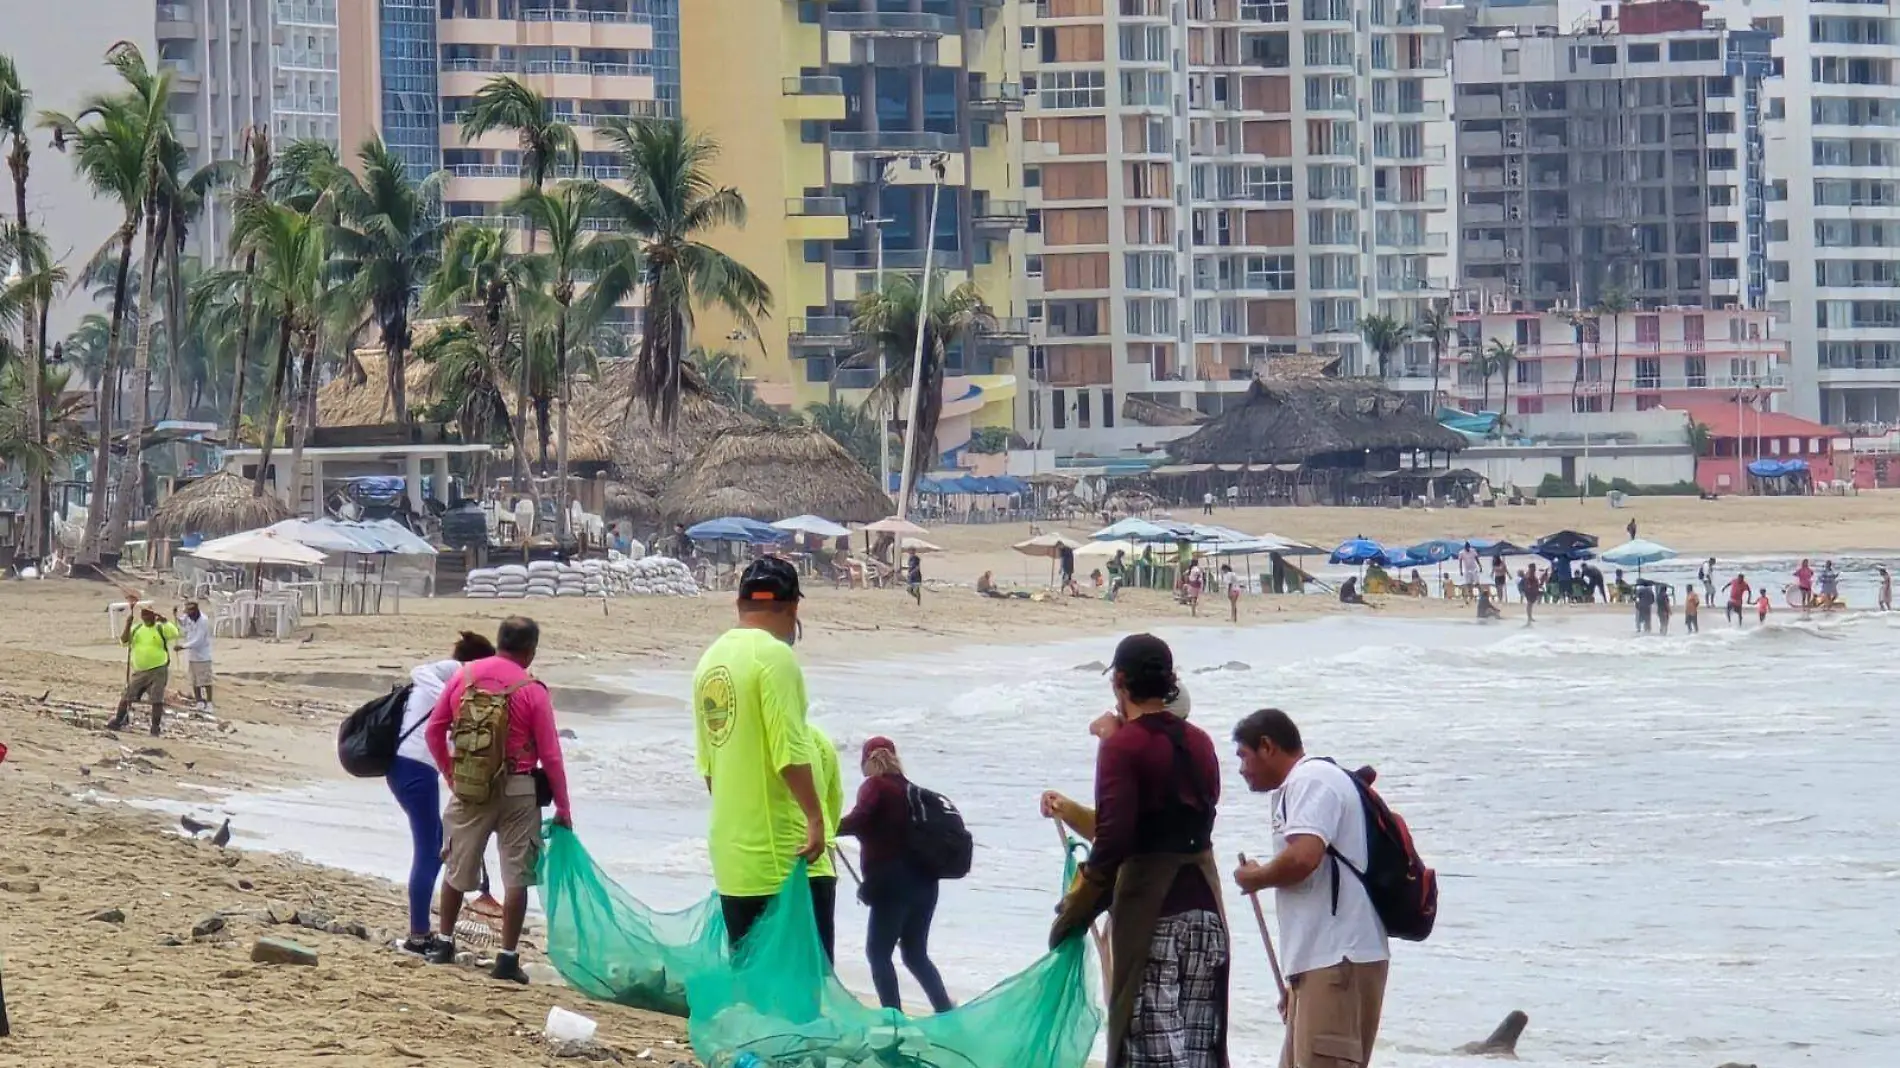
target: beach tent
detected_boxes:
[863,516,929,536]
[189,529,328,567]
[772,514,853,538]
[1253,533,1325,555]
[1601,538,1678,568]
[1075,538,1139,559]
[686,517,791,544]
[1329,537,1389,566]
[1467,537,1529,557]
[1748,458,1809,478]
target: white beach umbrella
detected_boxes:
[189,529,327,567]
[899,536,943,553]
[1011,531,1083,558]
[772,514,853,538]
[864,517,929,536]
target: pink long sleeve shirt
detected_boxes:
[425,655,571,821]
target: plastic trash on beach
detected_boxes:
[545,1005,599,1044]
[538,827,1101,1068]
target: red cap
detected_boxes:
[861,736,896,761]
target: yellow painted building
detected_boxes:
[683,0,1027,449]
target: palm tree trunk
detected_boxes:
[1428,339,1441,411]
[1480,368,1491,413]
[103,201,162,554]
[284,326,321,509]
[13,142,42,562]
[387,320,410,436]
[554,300,570,542]
[1607,318,1622,412]
[76,222,138,565]
[163,204,185,419]
[251,311,295,499]
[1500,366,1511,429]
[534,393,552,469]
[512,223,538,488]
[226,250,258,442]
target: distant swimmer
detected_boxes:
[1476,588,1503,620]
[1634,582,1656,634]
[1757,589,1772,625]
[1684,585,1700,634]
[1881,566,1893,612]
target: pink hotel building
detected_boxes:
[1442,293,1786,415]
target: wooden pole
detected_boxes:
[1237,852,1288,1002]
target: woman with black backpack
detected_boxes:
[389,630,495,955]
[837,736,956,1014]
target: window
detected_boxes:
[1711,259,1740,280]
[1668,39,1718,62]
[1686,355,1706,387]
[1251,254,1295,290]
[1027,254,1044,277]
[1076,389,1091,428]
[1710,222,1738,244]
[1254,164,1294,201]
[1707,149,1736,170]
[1628,43,1660,63]
[1590,45,1617,65]
[1121,70,1170,107]
[1046,300,1103,337]
[1025,166,1041,189]
[1026,209,1042,234]
[1050,389,1065,430]
[1038,71,1104,109]
[1102,389,1116,429]
[1635,357,1662,390]
[1118,25,1169,63]
[1706,112,1735,134]
[804,355,832,383]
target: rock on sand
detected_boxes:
[251,937,319,966]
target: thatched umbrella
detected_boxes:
[655,425,890,526]
[603,481,657,522]
[148,471,294,540]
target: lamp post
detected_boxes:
[894,154,948,522]
[858,205,897,500]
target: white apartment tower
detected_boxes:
[156,0,342,262]
[1017,0,1456,454]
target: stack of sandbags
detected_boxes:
[554,563,590,598]
[577,558,608,597]
[624,555,701,598]
[493,564,530,599]
[465,567,501,599]
[525,560,560,598]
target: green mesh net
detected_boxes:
[540,826,1104,1068]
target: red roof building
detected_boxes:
[1673,403,1849,493]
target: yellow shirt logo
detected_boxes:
[698,666,737,748]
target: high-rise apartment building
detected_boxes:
[681,0,1029,439]
[157,0,341,260]
[338,0,680,335]
[1450,17,1773,318]
[1013,0,1455,453]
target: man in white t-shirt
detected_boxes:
[1202,490,1216,515]
[1232,708,1390,1068]
[1455,543,1480,602]
[176,601,215,712]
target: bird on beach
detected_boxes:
[180,815,214,836]
[211,819,231,848]
[299,633,315,645]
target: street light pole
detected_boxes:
[895,154,947,522]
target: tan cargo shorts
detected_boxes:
[187,660,214,688]
[1280,958,1390,1068]
[441,773,542,892]
[122,666,168,705]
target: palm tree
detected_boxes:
[1686,419,1713,457]
[223,125,270,440]
[689,346,750,410]
[846,274,992,502]
[1359,313,1410,379]
[507,183,638,539]
[425,221,546,490]
[1417,299,1453,408]
[152,147,235,419]
[1596,287,1633,412]
[42,42,169,562]
[1,56,47,558]
[212,192,327,498]
[1484,339,1517,432]
[1471,339,1502,413]
[590,117,770,430]
[804,397,881,477]
[460,77,576,466]
[327,138,448,431]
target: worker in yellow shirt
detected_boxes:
[807,721,844,961]
[109,595,181,737]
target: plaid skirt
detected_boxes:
[1121,909,1229,1068]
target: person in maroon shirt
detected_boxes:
[836,737,955,1013]
[1045,634,1229,1068]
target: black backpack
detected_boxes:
[904,783,973,880]
[336,684,417,778]
[1318,758,1438,942]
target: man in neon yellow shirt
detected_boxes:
[109,596,181,737]
[807,721,844,961]
[693,557,827,951]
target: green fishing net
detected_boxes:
[540,826,1104,1068]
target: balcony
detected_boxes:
[979,317,1031,345]
[521,6,638,23]
[1376,275,1451,293]
[157,4,195,37]
[158,59,201,86]
[969,81,1025,116]
[789,316,855,346]
[1375,231,1449,250]
[786,196,850,241]
[829,10,958,35]
[827,130,960,154]
[1375,187,1448,207]
[973,199,1028,230]
[782,76,846,121]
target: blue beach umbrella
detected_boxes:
[1329,537,1389,566]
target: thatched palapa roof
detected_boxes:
[1169,380,1467,465]
[149,471,294,539]
[655,425,891,526]
[1122,395,1205,428]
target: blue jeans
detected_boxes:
[864,863,954,1013]
[386,756,442,936]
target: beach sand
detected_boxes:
[1,490,1894,1065]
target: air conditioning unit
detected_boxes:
[1506,102,1522,114]
[1507,205,1523,221]
[1505,247,1522,260]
